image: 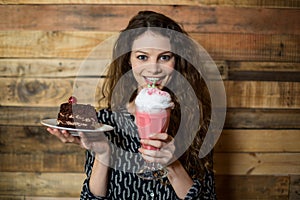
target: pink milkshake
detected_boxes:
[135,87,174,150]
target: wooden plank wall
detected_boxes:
[0,0,299,199]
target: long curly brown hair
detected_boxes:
[99,11,213,179]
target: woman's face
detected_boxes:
[130,31,175,90]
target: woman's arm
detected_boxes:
[80,151,110,200]
[79,132,111,197]
[89,154,109,196]
[47,122,111,197]
[167,160,194,199]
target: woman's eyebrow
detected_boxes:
[133,50,173,55]
[133,50,149,54]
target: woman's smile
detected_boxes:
[144,76,164,86]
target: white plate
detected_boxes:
[41,118,113,136]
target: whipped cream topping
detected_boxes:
[135,88,174,112]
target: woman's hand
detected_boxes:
[47,128,82,147]
[79,132,111,166]
[138,133,175,166]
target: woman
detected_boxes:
[48,11,216,199]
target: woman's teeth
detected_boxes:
[146,77,160,83]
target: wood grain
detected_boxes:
[215,129,300,153]
[1,125,299,175]
[0,152,85,172]
[229,61,300,72]
[0,172,291,199]
[224,81,300,108]
[0,196,24,200]
[2,126,299,154]
[225,108,300,129]
[0,126,83,154]
[214,153,300,175]
[0,2,299,199]
[1,107,299,129]
[216,175,289,200]
[0,0,199,5]
[1,5,299,34]
[1,59,299,82]
[1,31,299,62]
[0,172,84,197]
[289,176,300,200]
[0,59,109,78]
[227,61,300,82]
[0,77,299,108]
[0,77,107,107]
[0,31,114,59]
[1,0,299,8]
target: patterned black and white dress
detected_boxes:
[80,109,217,200]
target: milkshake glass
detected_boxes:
[135,87,173,180]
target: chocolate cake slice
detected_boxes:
[57,96,99,129]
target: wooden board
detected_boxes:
[0,31,299,62]
[0,172,291,199]
[192,33,300,62]
[0,59,109,78]
[0,77,299,108]
[0,2,299,200]
[0,0,199,5]
[227,61,300,82]
[1,59,300,82]
[224,81,300,108]
[0,152,85,172]
[225,108,300,129]
[228,61,300,72]
[0,5,299,34]
[0,31,113,59]
[1,125,299,175]
[0,172,85,197]
[289,176,300,200]
[0,0,299,8]
[0,126,83,154]
[215,129,300,153]
[214,153,300,175]
[0,196,24,200]
[1,107,299,129]
[2,126,299,154]
[216,175,289,200]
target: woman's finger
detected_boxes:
[139,149,173,164]
[140,134,174,149]
[140,139,164,149]
[47,128,81,145]
[148,133,169,141]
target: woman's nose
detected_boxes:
[146,61,163,74]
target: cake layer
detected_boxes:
[57,103,98,129]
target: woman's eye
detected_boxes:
[137,55,148,61]
[159,55,172,61]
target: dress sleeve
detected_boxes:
[80,151,109,200]
[183,170,217,200]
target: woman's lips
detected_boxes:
[144,77,163,85]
